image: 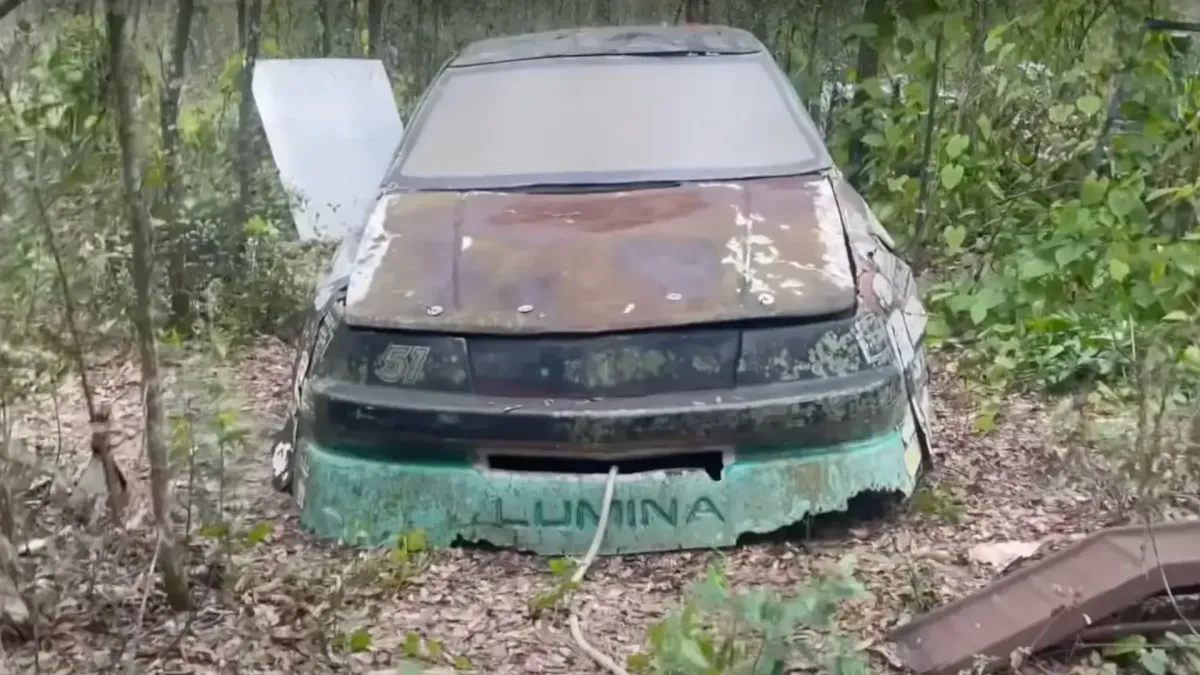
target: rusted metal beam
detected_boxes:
[890,520,1200,675]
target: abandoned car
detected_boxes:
[252,24,934,555]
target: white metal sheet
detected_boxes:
[252,58,404,242]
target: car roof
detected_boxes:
[449,24,765,67]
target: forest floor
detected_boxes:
[0,338,1149,674]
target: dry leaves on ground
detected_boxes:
[0,344,1129,673]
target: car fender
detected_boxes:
[829,171,934,461]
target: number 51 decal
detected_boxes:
[373,344,431,385]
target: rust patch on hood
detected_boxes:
[343,175,856,334]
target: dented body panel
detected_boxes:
[297,430,916,555]
[344,177,856,334]
[830,170,934,449]
[257,25,935,556]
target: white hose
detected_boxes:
[568,465,630,675]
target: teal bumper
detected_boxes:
[292,430,920,555]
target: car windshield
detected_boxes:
[389,54,830,190]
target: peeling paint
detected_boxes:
[344,176,860,334]
[828,172,934,457]
[812,180,856,290]
[873,272,896,306]
[563,348,670,389]
[854,311,892,366]
[295,428,916,555]
[766,347,812,382]
[282,166,937,560]
[345,195,398,308]
[271,45,940,560]
[757,327,864,381]
[902,291,929,344]
[809,330,862,378]
[722,206,798,301]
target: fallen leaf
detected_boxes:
[969,540,1043,572]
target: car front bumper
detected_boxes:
[292,427,919,555]
[291,365,923,554]
[306,365,908,452]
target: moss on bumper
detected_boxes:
[293,431,918,555]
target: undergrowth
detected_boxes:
[626,561,870,675]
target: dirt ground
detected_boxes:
[0,339,1127,674]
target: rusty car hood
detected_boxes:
[343,174,857,334]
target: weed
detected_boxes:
[626,559,870,674]
[528,556,581,619]
[912,484,968,524]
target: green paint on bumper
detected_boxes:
[293,431,917,555]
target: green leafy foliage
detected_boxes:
[528,556,582,618]
[0,16,128,408]
[347,529,434,590]
[334,628,373,653]
[1098,631,1200,674]
[401,630,475,671]
[912,484,967,523]
[825,0,1200,436]
[626,561,869,674]
[0,10,322,387]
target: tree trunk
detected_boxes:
[161,0,195,330]
[0,405,15,543]
[684,0,709,23]
[429,0,440,79]
[1189,401,1200,452]
[805,0,824,129]
[104,0,190,612]
[910,28,944,274]
[236,0,247,49]
[129,0,142,40]
[367,0,383,58]
[317,0,332,55]
[233,0,263,234]
[415,0,425,80]
[848,0,891,186]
